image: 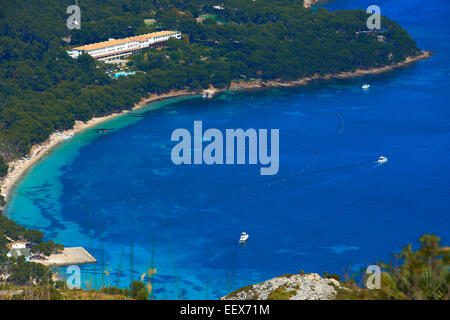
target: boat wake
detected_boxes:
[194,158,375,194]
[177,154,385,196]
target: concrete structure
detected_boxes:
[29,247,97,267]
[67,30,182,63]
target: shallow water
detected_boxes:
[6,0,450,299]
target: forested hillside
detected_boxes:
[0,0,420,164]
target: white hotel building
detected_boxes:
[67,30,181,63]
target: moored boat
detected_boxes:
[239,232,249,243]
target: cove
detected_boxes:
[6,0,450,300]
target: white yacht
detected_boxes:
[62,133,74,140]
[362,84,371,89]
[239,232,249,243]
[378,156,388,164]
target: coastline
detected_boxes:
[0,89,195,203]
[0,51,431,203]
[228,51,432,90]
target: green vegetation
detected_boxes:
[323,271,341,281]
[129,280,149,300]
[225,284,258,300]
[0,233,8,257]
[30,240,64,256]
[0,281,147,300]
[0,0,420,161]
[22,229,44,244]
[266,287,297,300]
[0,279,150,300]
[7,256,52,286]
[0,156,8,178]
[338,235,449,300]
[280,273,296,279]
[99,281,149,300]
[0,214,45,244]
[203,17,218,25]
[0,214,42,243]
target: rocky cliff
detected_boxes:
[221,273,341,300]
[303,0,326,8]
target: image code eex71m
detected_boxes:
[0,0,448,314]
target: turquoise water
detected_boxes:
[6,0,450,299]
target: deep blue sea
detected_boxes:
[6,0,450,299]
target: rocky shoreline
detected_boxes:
[222,273,341,300]
[228,51,432,91]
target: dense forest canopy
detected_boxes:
[0,0,420,164]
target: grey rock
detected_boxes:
[221,273,340,300]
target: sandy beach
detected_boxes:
[0,51,431,202]
[0,89,195,201]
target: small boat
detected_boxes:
[63,133,74,140]
[239,232,249,243]
[362,84,371,89]
[377,156,388,164]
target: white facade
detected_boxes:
[67,50,81,59]
[11,243,26,249]
[68,31,182,63]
